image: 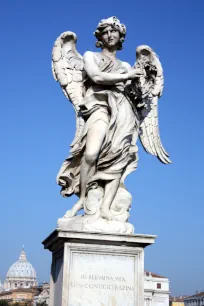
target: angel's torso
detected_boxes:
[79,52,136,126]
[84,51,131,92]
[91,51,130,72]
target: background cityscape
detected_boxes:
[0,0,203,299]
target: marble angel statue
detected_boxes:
[52,16,171,233]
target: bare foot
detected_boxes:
[64,198,84,218]
[100,208,116,221]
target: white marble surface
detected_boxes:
[44,230,156,306]
[61,242,145,306]
[69,251,135,306]
[52,16,171,232]
[43,229,156,251]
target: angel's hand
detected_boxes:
[127,68,143,80]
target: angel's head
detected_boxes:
[94,16,126,51]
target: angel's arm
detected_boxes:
[83,51,141,85]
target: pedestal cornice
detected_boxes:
[42,229,156,252]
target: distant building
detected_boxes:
[184,292,204,306]
[4,248,38,290]
[0,287,38,305]
[170,296,185,306]
[0,248,38,305]
[144,271,170,306]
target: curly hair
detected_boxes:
[94,16,126,50]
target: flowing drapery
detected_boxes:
[57,53,139,197]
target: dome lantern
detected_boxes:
[19,247,27,261]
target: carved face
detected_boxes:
[100,26,120,49]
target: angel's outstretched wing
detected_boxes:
[132,45,171,164]
[52,31,85,151]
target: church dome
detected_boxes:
[4,248,37,290]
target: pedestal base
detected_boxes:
[43,230,156,306]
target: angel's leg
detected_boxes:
[65,119,108,218]
[100,179,120,221]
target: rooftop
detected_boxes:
[170,296,186,302]
[184,292,204,299]
[145,271,167,279]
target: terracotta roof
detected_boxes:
[0,288,33,295]
[145,271,167,279]
[0,287,39,297]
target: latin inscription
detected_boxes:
[81,274,126,281]
[68,252,135,306]
[70,273,134,291]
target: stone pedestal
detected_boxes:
[43,230,156,306]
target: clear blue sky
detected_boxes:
[0,0,203,296]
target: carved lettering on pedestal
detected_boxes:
[69,273,134,291]
[69,252,135,306]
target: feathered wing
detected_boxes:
[52,31,85,151]
[133,45,171,164]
